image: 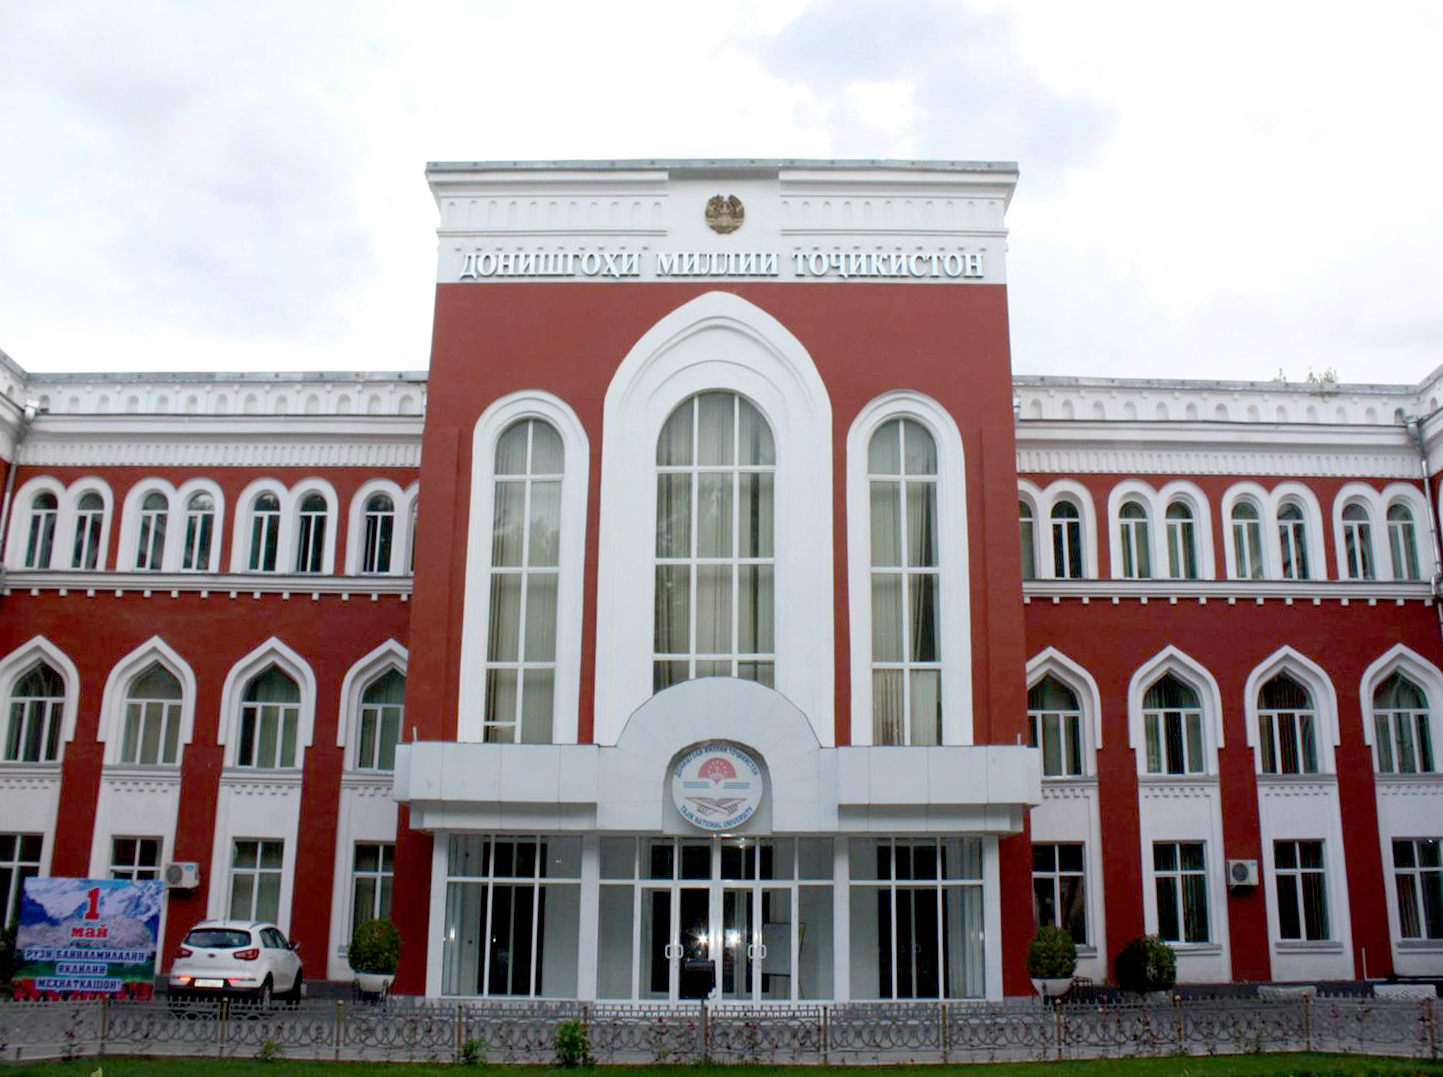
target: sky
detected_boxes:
[2,0,1441,385]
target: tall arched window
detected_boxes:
[654,393,775,692]
[5,663,64,763]
[1142,675,1204,775]
[357,669,404,770]
[1341,503,1375,580]
[183,492,215,571]
[1165,501,1198,579]
[1373,673,1434,774]
[1388,504,1421,581]
[249,494,280,571]
[24,493,57,569]
[295,493,327,573]
[136,492,168,570]
[1231,501,1264,580]
[72,492,105,570]
[1257,674,1317,774]
[1018,501,1036,581]
[121,665,182,765]
[868,418,940,746]
[1028,676,1082,776]
[485,419,562,742]
[1278,502,1310,580]
[362,494,395,574]
[237,668,301,768]
[1119,501,1150,579]
[1051,502,1083,579]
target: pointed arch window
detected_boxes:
[5,663,64,763]
[869,418,940,746]
[362,494,395,574]
[1257,674,1317,774]
[1165,501,1198,579]
[1231,501,1264,580]
[357,669,404,770]
[248,494,280,572]
[1373,673,1434,774]
[120,665,182,765]
[24,492,57,569]
[182,493,215,571]
[1278,502,1310,580]
[136,492,168,570]
[485,419,562,743]
[1051,501,1083,579]
[72,492,104,570]
[1119,501,1150,579]
[1388,504,1421,581]
[1028,676,1083,777]
[1342,503,1375,580]
[654,392,775,692]
[1143,675,1204,775]
[1018,501,1036,581]
[295,493,327,573]
[237,668,300,768]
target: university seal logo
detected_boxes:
[671,743,763,831]
[705,194,745,234]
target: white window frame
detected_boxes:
[1243,647,1340,776]
[848,394,970,747]
[337,640,409,770]
[1032,841,1088,945]
[110,836,163,881]
[5,478,113,573]
[1106,481,1214,581]
[1018,496,1038,581]
[1228,497,1266,581]
[344,480,418,576]
[97,636,197,767]
[1153,840,1211,944]
[217,638,317,770]
[228,479,338,575]
[1333,482,1433,584]
[1361,644,1443,778]
[21,486,60,569]
[0,637,80,766]
[1128,646,1224,777]
[1387,502,1423,581]
[1221,482,1326,582]
[1019,478,1099,581]
[595,292,833,746]
[1389,837,1443,941]
[1272,839,1331,941]
[0,833,44,925]
[458,393,587,745]
[178,481,225,572]
[1025,648,1103,777]
[228,838,285,922]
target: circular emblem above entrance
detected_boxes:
[705,194,744,234]
[671,743,763,831]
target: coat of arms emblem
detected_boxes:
[705,194,745,234]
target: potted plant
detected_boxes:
[1114,934,1176,997]
[1025,924,1077,998]
[350,918,401,998]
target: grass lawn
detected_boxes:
[5,1058,1441,1077]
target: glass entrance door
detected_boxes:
[719,887,754,1000]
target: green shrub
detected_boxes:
[553,1019,594,1067]
[1025,925,1078,978]
[349,917,402,975]
[459,1036,486,1065]
[1114,934,1177,995]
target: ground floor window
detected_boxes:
[443,835,582,997]
[1032,842,1087,945]
[1393,837,1443,940]
[352,842,394,935]
[229,839,283,922]
[1154,841,1209,944]
[110,837,161,881]
[848,837,984,999]
[1274,839,1329,941]
[0,833,42,924]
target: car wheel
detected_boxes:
[258,976,273,1009]
[284,967,303,1005]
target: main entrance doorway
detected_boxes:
[599,836,835,1002]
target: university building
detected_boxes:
[1,159,1440,1000]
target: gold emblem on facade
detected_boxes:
[705,194,745,235]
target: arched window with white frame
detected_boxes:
[1052,501,1083,579]
[1118,500,1150,579]
[1142,675,1204,775]
[361,494,395,574]
[135,492,168,571]
[1278,501,1311,580]
[1341,502,1376,580]
[1018,499,1036,580]
[1165,500,1198,579]
[1372,673,1434,775]
[1388,503,1421,581]
[655,391,776,693]
[1230,499,1265,580]
[24,492,57,569]
[119,664,183,765]
[236,667,302,769]
[1029,676,1083,777]
[5,662,64,763]
[72,491,105,570]
[182,492,216,571]
[356,669,404,770]
[485,418,565,742]
[1257,674,1318,774]
[867,417,939,746]
[294,493,328,573]
[249,493,281,572]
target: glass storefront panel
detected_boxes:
[597,885,634,998]
[798,885,833,999]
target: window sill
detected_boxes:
[0,761,63,776]
[1374,772,1443,785]
[220,767,305,785]
[1165,942,1222,957]
[3,569,414,596]
[1275,940,1344,953]
[1396,938,1443,951]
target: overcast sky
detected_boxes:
[3,1,1441,385]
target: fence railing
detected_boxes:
[0,994,1438,1064]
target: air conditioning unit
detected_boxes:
[164,862,201,889]
[1227,858,1259,888]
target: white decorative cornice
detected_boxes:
[21,373,426,420]
[101,767,183,796]
[0,768,62,791]
[1023,579,1430,603]
[218,771,306,794]
[3,570,413,597]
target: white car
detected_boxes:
[168,920,303,1005]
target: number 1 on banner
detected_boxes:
[85,887,101,920]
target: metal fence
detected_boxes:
[0,994,1438,1065]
